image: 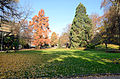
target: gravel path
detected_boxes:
[72,75,120,79]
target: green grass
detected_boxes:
[96,44,119,50]
[0,48,120,78]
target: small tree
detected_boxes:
[59,33,70,48]
[20,20,33,48]
[89,13,100,39]
[50,32,58,47]
[29,9,51,48]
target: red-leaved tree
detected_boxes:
[29,9,51,48]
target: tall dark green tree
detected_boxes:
[70,3,92,48]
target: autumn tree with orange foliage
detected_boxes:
[29,9,51,48]
[50,32,58,47]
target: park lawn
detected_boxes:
[0,48,120,78]
[96,44,119,50]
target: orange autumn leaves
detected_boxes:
[29,9,51,47]
[50,32,58,47]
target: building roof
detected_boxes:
[0,24,12,32]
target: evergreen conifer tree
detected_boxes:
[70,3,92,48]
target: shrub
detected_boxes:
[86,43,95,49]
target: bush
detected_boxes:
[86,43,95,49]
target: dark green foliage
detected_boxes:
[40,44,49,49]
[19,38,30,49]
[3,35,19,52]
[86,43,95,49]
[70,3,92,48]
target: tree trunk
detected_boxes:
[118,16,120,50]
[118,18,120,50]
[105,39,108,49]
[117,3,120,50]
[105,42,108,49]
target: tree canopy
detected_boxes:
[70,3,92,48]
[101,0,120,49]
[0,0,20,23]
[29,9,51,48]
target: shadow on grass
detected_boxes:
[1,49,120,78]
[40,50,120,78]
[19,50,120,78]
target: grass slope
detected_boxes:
[0,49,120,78]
